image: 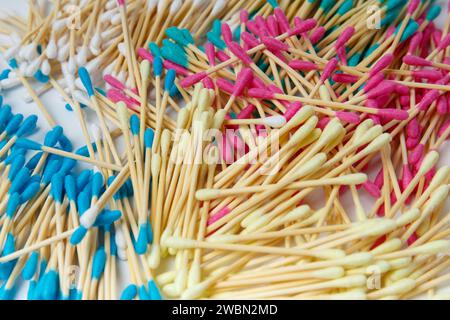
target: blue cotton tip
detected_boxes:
[149,42,161,57]
[0,285,16,300]
[139,285,151,300]
[94,210,122,227]
[169,84,179,98]
[77,191,91,215]
[148,280,162,300]
[144,128,155,149]
[5,114,24,136]
[181,29,194,45]
[164,69,177,92]
[338,0,353,15]
[212,20,222,36]
[386,0,406,10]
[8,59,18,69]
[134,225,148,255]
[8,154,25,180]
[153,56,163,77]
[0,105,12,126]
[78,67,95,97]
[50,174,64,203]
[161,45,188,68]
[348,52,362,66]
[110,231,118,256]
[64,175,77,202]
[120,284,138,300]
[75,143,97,157]
[6,193,20,218]
[44,126,63,147]
[20,182,41,203]
[15,115,38,137]
[70,226,88,245]
[59,134,73,152]
[166,27,189,47]
[10,167,31,194]
[91,172,104,198]
[400,20,419,42]
[130,114,140,136]
[267,0,279,8]
[0,69,10,80]
[60,158,77,175]
[25,152,42,170]
[34,70,49,83]
[92,246,106,280]
[15,138,42,151]
[426,5,441,21]
[22,252,39,280]
[41,270,59,300]
[146,221,153,244]
[42,159,62,185]
[320,0,333,12]
[77,170,93,191]
[207,32,226,50]
[27,280,37,300]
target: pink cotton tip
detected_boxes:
[320,58,339,82]
[274,7,290,33]
[317,117,330,130]
[412,69,442,81]
[137,48,154,62]
[107,89,138,110]
[402,164,413,190]
[163,60,189,76]
[205,43,216,66]
[255,16,270,37]
[438,34,450,51]
[267,15,280,37]
[369,53,394,76]
[240,10,249,24]
[241,32,260,49]
[374,169,384,189]
[437,95,448,115]
[394,83,409,96]
[385,26,396,40]
[117,0,125,6]
[332,73,358,84]
[208,206,230,226]
[406,118,420,138]
[432,30,443,48]
[403,55,432,67]
[309,26,326,45]
[336,111,360,124]
[221,23,233,45]
[283,102,302,121]
[251,77,265,89]
[247,88,275,99]
[262,36,289,52]
[407,0,420,14]
[245,20,260,36]
[438,119,450,138]
[335,27,355,49]
[364,73,385,93]
[288,18,317,36]
[202,77,215,90]
[408,143,425,165]
[228,41,253,65]
[406,136,420,149]
[336,46,348,66]
[367,81,396,99]
[216,50,230,62]
[400,95,410,108]
[408,32,423,54]
[377,109,409,121]
[233,68,253,97]
[365,99,379,109]
[368,115,381,125]
[238,104,256,119]
[362,181,381,198]
[407,233,418,246]
[288,60,318,71]
[180,72,207,88]
[216,78,234,94]
[418,89,440,110]
[104,74,126,90]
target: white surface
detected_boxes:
[0,0,449,300]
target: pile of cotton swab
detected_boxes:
[0,0,449,300]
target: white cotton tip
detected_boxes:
[89,33,102,56]
[151,153,162,177]
[76,46,89,66]
[105,0,116,10]
[288,105,314,128]
[293,152,327,179]
[170,0,183,14]
[111,12,122,25]
[325,275,367,289]
[372,278,416,297]
[57,43,70,62]
[188,263,201,288]
[388,265,416,282]
[193,0,207,8]
[73,90,90,106]
[1,77,21,90]
[68,56,77,74]
[147,0,158,11]
[90,124,102,142]
[19,62,28,75]
[24,43,38,60]
[410,240,450,256]
[339,252,374,267]
[3,44,20,60]
[118,42,127,57]
[211,0,227,16]
[358,219,397,237]
[41,59,51,76]
[279,205,312,224]
[156,271,176,286]
[79,205,99,229]
[241,209,264,228]
[418,151,439,175]
[286,116,318,148]
[261,115,287,128]
[311,267,345,279]
[164,237,195,249]
[395,209,420,227]
[361,133,391,155]
[116,101,129,127]
[52,19,68,33]
[117,247,128,261]
[148,244,161,269]
[46,39,58,59]
[181,281,210,300]
[24,59,41,77]
[157,0,168,11]
[117,70,127,83]
[371,238,402,255]
[115,226,127,250]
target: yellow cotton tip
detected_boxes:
[241,209,264,228]
[286,116,318,148]
[319,84,331,101]
[148,244,161,269]
[339,252,374,267]
[333,173,368,185]
[395,209,420,227]
[116,101,129,127]
[293,152,327,179]
[177,108,190,129]
[354,125,383,146]
[198,88,212,111]
[212,109,227,129]
[325,275,367,288]
[418,151,439,175]
[156,270,176,286]
[287,105,314,128]
[279,205,312,224]
[140,60,151,80]
[361,133,391,155]
[188,263,201,288]
[151,153,161,176]
[410,240,450,255]
[195,189,221,201]
[370,278,416,298]
[388,257,412,269]
[298,128,321,148]
[311,267,345,279]
[312,249,346,260]
[161,129,172,156]
[370,238,402,254]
